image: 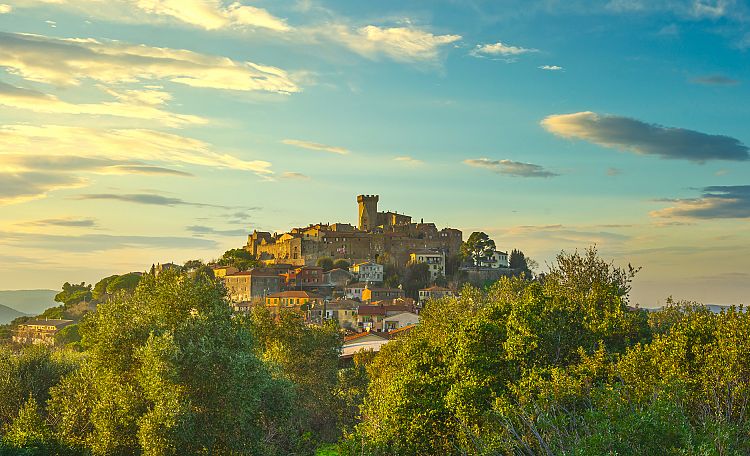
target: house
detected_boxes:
[349,262,384,283]
[223,269,281,303]
[13,319,74,346]
[211,265,238,278]
[382,311,420,331]
[341,331,390,359]
[265,290,323,309]
[480,251,509,269]
[324,268,354,288]
[345,282,368,300]
[340,325,417,359]
[324,299,359,330]
[355,305,387,331]
[418,286,454,303]
[282,266,325,289]
[361,286,404,303]
[409,250,446,281]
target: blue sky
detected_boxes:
[0,0,748,306]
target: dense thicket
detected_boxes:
[2,247,749,455]
[342,248,750,455]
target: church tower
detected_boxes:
[357,194,379,232]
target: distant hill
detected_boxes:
[0,289,58,316]
[0,303,28,325]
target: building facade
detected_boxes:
[349,262,383,283]
[245,195,462,268]
[409,250,446,281]
[13,319,74,346]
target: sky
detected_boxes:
[0,0,748,307]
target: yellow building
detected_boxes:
[13,319,74,346]
[265,290,323,308]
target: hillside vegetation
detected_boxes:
[0,247,748,455]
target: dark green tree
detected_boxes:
[333,259,351,270]
[461,232,496,267]
[316,257,334,271]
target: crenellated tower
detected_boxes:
[357,194,379,232]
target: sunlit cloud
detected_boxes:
[539,65,563,71]
[651,185,750,219]
[0,32,299,94]
[542,111,749,162]
[0,4,12,13]
[0,125,273,174]
[394,156,424,165]
[282,139,350,155]
[280,171,310,179]
[11,0,290,32]
[463,158,558,178]
[0,81,206,127]
[471,41,537,57]
[324,24,461,62]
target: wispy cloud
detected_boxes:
[186,225,247,237]
[0,32,299,94]
[690,74,740,86]
[0,230,217,253]
[74,193,227,208]
[393,156,424,165]
[282,139,350,155]
[0,125,273,174]
[0,172,87,205]
[651,185,750,219]
[0,81,206,127]
[0,4,11,14]
[463,158,558,178]
[280,171,310,179]
[542,111,749,162]
[539,65,563,71]
[9,0,289,32]
[607,167,623,176]
[26,217,98,228]
[324,24,460,63]
[471,41,537,57]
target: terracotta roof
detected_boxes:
[20,319,73,328]
[357,305,386,316]
[267,291,322,299]
[366,287,402,293]
[248,269,281,277]
[388,324,416,337]
[226,271,252,276]
[344,331,389,342]
[420,286,452,292]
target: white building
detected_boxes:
[418,286,454,303]
[345,282,368,301]
[409,250,445,281]
[349,262,384,283]
[382,311,420,331]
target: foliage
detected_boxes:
[344,247,651,455]
[317,257,335,271]
[218,248,260,271]
[461,232,496,267]
[54,283,92,308]
[54,324,82,350]
[182,259,204,271]
[246,306,343,447]
[333,260,351,271]
[45,270,299,455]
[104,273,141,295]
[402,262,430,299]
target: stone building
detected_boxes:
[409,250,446,281]
[223,269,281,302]
[245,194,462,268]
[13,319,74,346]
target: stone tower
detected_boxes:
[357,194,379,232]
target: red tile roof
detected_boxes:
[267,291,322,299]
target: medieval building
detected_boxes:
[245,195,462,267]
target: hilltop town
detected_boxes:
[4,194,528,356]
